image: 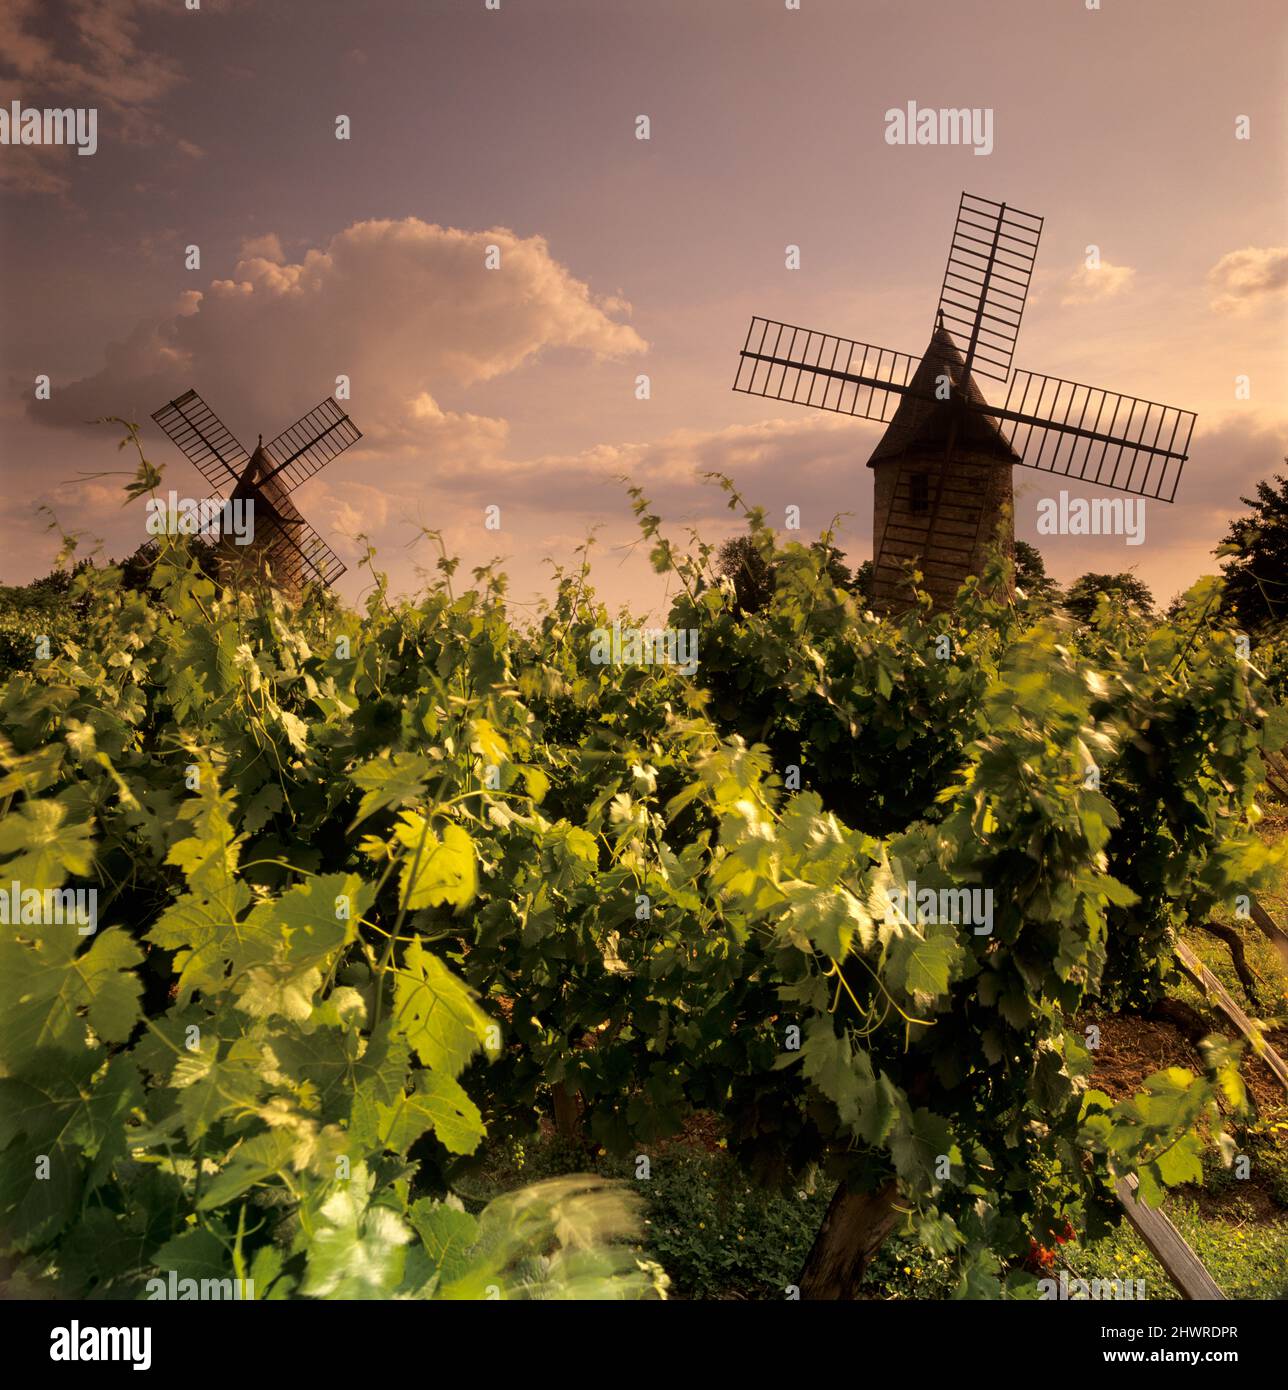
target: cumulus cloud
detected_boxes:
[17,218,650,589]
[238,233,285,263]
[310,478,392,554]
[37,219,648,458]
[1208,246,1288,313]
[1060,259,1137,306]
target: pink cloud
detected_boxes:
[1060,259,1137,306]
[1208,246,1288,313]
[36,218,648,454]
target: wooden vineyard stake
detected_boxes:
[1106,931,1288,1300]
[1113,1174,1225,1301]
[1174,939,1288,1096]
[1250,898,1288,972]
[1262,748,1288,803]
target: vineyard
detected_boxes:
[1,454,1287,1303]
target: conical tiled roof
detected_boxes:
[867,324,1020,467]
[232,441,269,491]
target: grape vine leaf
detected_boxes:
[781,882,873,960]
[0,1054,140,1249]
[301,1166,411,1299]
[798,1018,899,1145]
[348,751,433,827]
[0,928,141,1068]
[171,1038,267,1141]
[376,1070,485,1156]
[149,1225,234,1282]
[408,1197,478,1286]
[883,918,961,1010]
[197,1129,298,1211]
[889,1107,958,1193]
[394,817,477,909]
[392,939,493,1076]
[0,797,93,886]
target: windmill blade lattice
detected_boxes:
[253,485,348,588]
[935,193,1042,383]
[261,396,362,492]
[151,389,249,493]
[996,369,1195,502]
[244,458,347,583]
[734,316,918,423]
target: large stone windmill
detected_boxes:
[151,389,360,591]
[733,192,1197,609]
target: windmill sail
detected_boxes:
[935,193,1042,383]
[997,369,1195,502]
[734,316,918,423]
[256,493,347,588]
[151,389,249,492]
[261,396,362,492]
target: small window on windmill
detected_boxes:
[909,472,930,514]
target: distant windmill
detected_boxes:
[151,389,360,590]
[733,192,1197,609]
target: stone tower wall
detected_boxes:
[870,446,1014,610]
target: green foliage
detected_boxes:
[475,1133,830,1300]
[1064,571,1155,624]
[1013,539,1061,611]
[0,531,661,1299]
[1,452,1283,1299]
[1080,576,1288,1000]
[0,570,87,676]
[1218,470,1288,634]
[715,531,855,615]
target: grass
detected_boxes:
[1064,1194,1288,1300]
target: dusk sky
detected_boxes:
[1,0,1284,618]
